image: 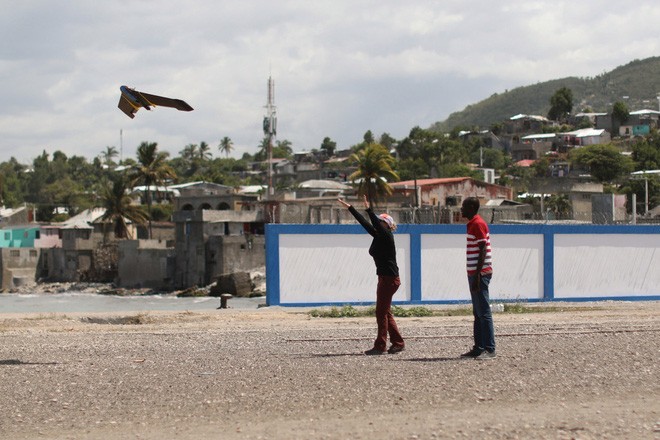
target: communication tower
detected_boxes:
[263,76,277,198]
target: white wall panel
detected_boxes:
[279,234,410,304]
[489,234,544,300]
[421,234,466,300]
[555,234,660,298]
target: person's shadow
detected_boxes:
[403,356,459,362]
[304,353,365,358]
[300,353,459,361]
[0,359,58,365]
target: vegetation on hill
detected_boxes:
[430,57,660,132]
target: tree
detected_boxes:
[180,144,198,162]
[197,141,212,162]
[547,87,573,121]
[41,176,87,219]
[363,130,375,145]
[378,133,397,149]
[632,137,660,170]
[570,144,634,182]
[130,142,177,238]
[348,143,399,205]
[101,146,119,166]
[545,194,572,219]
[219,136,234,158]
[612,101,630,126]
[478,148,509,170]
[0,158,28,207]
[98,177,148,239]
[320,137,337,157]
[255,137,293,161]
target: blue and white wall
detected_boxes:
[265,224,660,306]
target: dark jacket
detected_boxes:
[348,206,399,277]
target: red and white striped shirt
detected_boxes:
[466,214,492,275]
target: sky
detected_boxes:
[1,1,659,165]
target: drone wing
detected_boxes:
[137,91,194,112]
[118,94,139,119]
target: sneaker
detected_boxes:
[460,347,483,358]
[476,350,496,360]
[364,348,387,355]
[388,345,405,354]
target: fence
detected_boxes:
[265,223,660,306]
[276,201,660,225]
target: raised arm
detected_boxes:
[338,198,377,236]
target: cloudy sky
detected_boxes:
[1,1,659,164]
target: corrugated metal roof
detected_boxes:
[630,109,660,115]
[561,128,605,137]
[391,177,469,187]
[298,179,351,190]
[61,208,106,229]
[521,133,556,140]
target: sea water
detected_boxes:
[0,292,264,314]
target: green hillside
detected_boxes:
[430,56,660,131]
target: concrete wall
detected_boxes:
[265,223,660,306]
[117,240,175,289]
[172,209,267,289]
[0,248,40,290]
[205,235,265,285]
[38,248,95,282]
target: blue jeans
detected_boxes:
[468,273,495,352]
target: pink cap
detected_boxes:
[378,213,395,229]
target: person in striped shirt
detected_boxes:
[460,197,496,360]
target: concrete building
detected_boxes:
[170,181,259,212]
[511,133,555,161]
[0,206,33,227]
[172,209,265,288]
[116,239,175,289]
[389,177,513,209]
[0,247,40,290]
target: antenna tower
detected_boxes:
[263,76,277,198]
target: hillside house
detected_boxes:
[389,177,513,209]
[511,133,555,161]
[0,206,32,227]
[171,181,259,212]
[559,128,610,150]
[619,109,660,136]
[504,114,556,135]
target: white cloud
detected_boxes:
[1,0,659,163]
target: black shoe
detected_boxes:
[475,350,496,360]
[460,347,483,358]
[388,345,405,354]
[364,348,387,355]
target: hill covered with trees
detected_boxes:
[430,56,660,131]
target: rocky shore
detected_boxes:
[2,268,268,298]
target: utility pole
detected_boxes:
[263,76,277,199]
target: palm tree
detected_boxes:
[130,142,176,238]
[348,143,399,205]
[198,141,212,162]
[101,146,119,167]
[219,136,234,158]
[99,177,148,239]
[180,144,198,162]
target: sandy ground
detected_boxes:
[0,301,658,440]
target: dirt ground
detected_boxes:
[0,301,658,440]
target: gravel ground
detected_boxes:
[0,301,658,440]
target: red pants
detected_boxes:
[373,275,404,351]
